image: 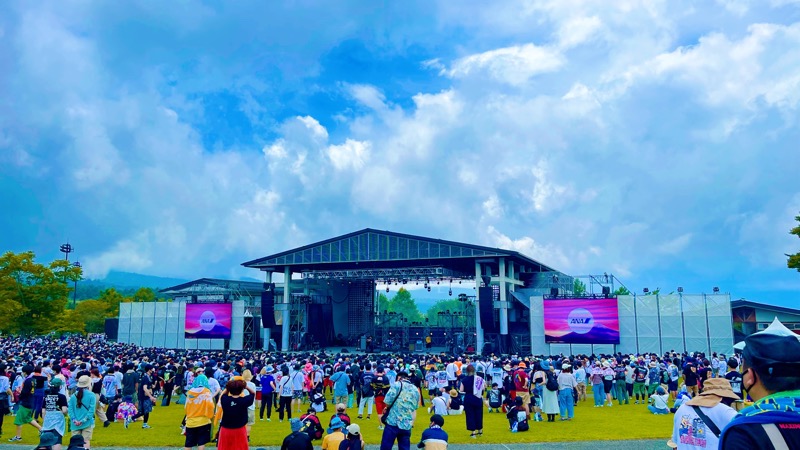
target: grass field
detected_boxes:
[3,394,674,447]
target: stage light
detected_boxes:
[713,287,720,293]
[448,289,452,296]
[643,288,649,294]
[427,287,431,292]
[437,281,440,285]
[677,287,684,293]
[386,286,390,293]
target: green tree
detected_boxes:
[55,310,86,334]
[133,287,157,302]
[425,299,464,326]
[98,288,127,317]
[0,251,81,334]
[385,288,424,323]
[377,292,390,316]
[75,299,110,333]
[788,213,800,272]
[613,286,631,296]
[573,279,587,295]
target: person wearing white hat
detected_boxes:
[68,376,96,450]
[718,318,800,449]
[557,364,577,420]
[341,423,365,450]
[668,377,738,450]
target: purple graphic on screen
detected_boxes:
[543,298,620,344]
[185,303,232,339]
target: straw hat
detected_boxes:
[685,378,739,408]
[76,376,91,389]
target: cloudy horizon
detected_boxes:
[1,1,799,307]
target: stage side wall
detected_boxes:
[529,294,733,356]
[118,301,245,350]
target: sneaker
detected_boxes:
[8,437,21,442]
[267,418,271,422]
[367,415,371,420]
[357,415,363,419]
[143,423,152,429]
[259,418,263,421]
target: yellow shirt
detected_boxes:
[322,430,346,449]
[184,387,215,428]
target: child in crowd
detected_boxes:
[486,383,502,412]
[506,397,529,432]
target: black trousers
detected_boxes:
[277,395,292,420]
[260,392,274,419]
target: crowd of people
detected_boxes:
[0,318,798,450]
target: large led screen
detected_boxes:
[185,303,232,339]
[544,298,620,344]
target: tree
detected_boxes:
[382,288,424,323]
[74,299,110,333]
[133,287,157,303]
[788,213,800,272]
[0,251,81,334]
[55,310,86,334]
[377,293,390,316]
[98,288,128,317]
[613,286,631,296]
[573,279,587,295]
[425,299,465,327]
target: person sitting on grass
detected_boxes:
[322,416,346,450]
[281,418,313,450]
[428,389,448,416]
[65,435,85,450]
[670,385,692,413]
[417,414,448,449]
[299,407,324,441]
[648,386,670,415]
[506,397,530,432]
[446,389,463,415]
[486,383,502,412]
[339,424,365,450]
[329,403,351,428]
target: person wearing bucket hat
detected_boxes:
[668,378,738,449]
[718,318,800,449]
[68,376,96,450]
[322,416,346,449]
[280,418,313,450]
[40,377,68,450]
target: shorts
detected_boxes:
[184,424,211,448]
[72,427,94,442]
[292,390,304,399]
[428,389,437,396]
[247,409,255,426]
[14,405,33,426]
[517,391,531,407]
[139,398,153,414]
[375,396,386,414]
[323,377,333,388]
[668,380,678,392]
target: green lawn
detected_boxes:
[5,396,673,447]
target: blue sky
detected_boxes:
[1,1,800,307]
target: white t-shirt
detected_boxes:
[430,396,448,415]
[445,363,457,381]
[245,381,256,411]
[671,402,737,450]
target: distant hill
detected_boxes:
[88,271,190,289]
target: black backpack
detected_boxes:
[360,373,374,397]
[545,372,559,392]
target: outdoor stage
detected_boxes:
[116,228,735,356]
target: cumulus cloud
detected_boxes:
[1,1,799,305]
[445,44,565,86]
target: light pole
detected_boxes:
[60,243,73,261]
[72,261,81,309]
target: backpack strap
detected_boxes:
[761,424,790,450]
[691,406,721,438]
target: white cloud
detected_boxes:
[657,233,693,255]
[557,16,603,49]
[446,43,565,86]
[327,139,371,171]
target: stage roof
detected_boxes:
[731,299,800,318]
[159,278,264,296]
[241,228,562,277]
